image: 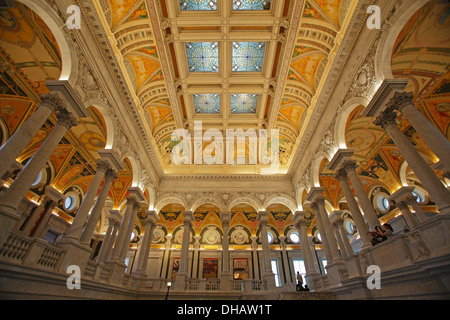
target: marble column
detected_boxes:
[63,161,111,241]
[0,109,78,217]
[309,202,332,262]
[96,210,121,263]
[133,210,158,276]
[175,211,194,290]
[250,235,260,280]
[334,168,372,248]
[374,109,450,215]
[0,94,62,179]
[314,198,341,262]
[161,235,173,279]
[22,186,64,237]
[342,160,381,230]
[279,236,292,284]
[221,212,231,274]
[80,169,118,245]
[119,201,142,262]
[192,235,201,278]
[293,211,318,278]
[389,92,450,171]
[257,211,276,290]
[330,211,354,258]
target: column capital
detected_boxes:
[220,211,231,223]
[105,169,118,182]
[342,159,357,174]
[305,187,326,203]
[39,93,65,113]
[328,149,354,171]
[329,210,345,225]
[385,91,415,112]
[373,108,397,129]
[56,109,79,129]
[293,211,308,225]
[182,211,194,223]
[145,210,158,225]
[333,167,348,182]
[108,209,122,224]
[388,186,416,203]
[257,211,269,223]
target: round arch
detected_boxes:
[311,152,331,188]
[374,0,430,82]
[16,0,78,83]
[121,153,140,188]
[334,97,369,149]
[155,194,188,214]
[84,99,115,149]
[226,196,262,212]
[262,194,297,213]
[189,197,226,213]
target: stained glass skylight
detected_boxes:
[233,0,271,11]
[194,94,221,114]
[186,42,219,73]
[232,42,265,72]
[230,94,258,114]
[180,0,217,11]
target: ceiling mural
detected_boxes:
[92,0,357,174]
[0,2,61,97]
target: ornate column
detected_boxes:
[293,211,318,281]
[314,198,342,262]
[342,160,381,230]
[192,235,201,278]
[175,211,194,291]
[257,211,276,290]
[23,186,64,237]
[161,235,173,279]
[221,212,231,273]
[334,168,372,248]
[306,188,347,286]
[309,201,332,262]
[133,210,158,276]
[279,236,292,284]
[80,169,118,245]
[389,187,421,229]
[388,92,450,171]
[0,110,78,215]
[374,109,450,215]
[63,160,111,241]
[250,235,260,280]
[0,94,61,179]
[109,187,146,263]
[330,211,354,258]
[96,210,121,263]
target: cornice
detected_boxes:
[74,0,165,184]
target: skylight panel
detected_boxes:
[180,0,217,11]
[186,42,219,73]
[233,0,271,11]
[232,42,265,72]
[194,94,221,114]
[230,94,258,114]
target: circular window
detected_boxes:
[63,191,79,213]
[267,232,273,244]
[64,196,74,211]
[31,169,47,189]
[345,220,355,234]
[411,189,426,204]
[289,231,300,243]
[374,193,391,214]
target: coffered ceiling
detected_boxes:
[92,0,357,176]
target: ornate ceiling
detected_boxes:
[91,0,356,175]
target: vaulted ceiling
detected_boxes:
[92,0,356,176]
